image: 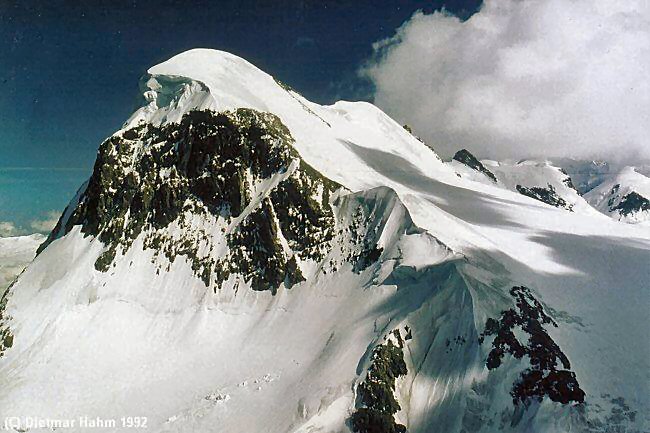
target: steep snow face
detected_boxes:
[0,234,44,291]
[584,166,650,224]
[1,49,649,433]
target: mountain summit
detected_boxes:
[1,49,648,433]
[584,166,650,224]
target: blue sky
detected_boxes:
[0,0,481,234]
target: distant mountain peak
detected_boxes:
[452,149,497,182]
[584,166,650,223]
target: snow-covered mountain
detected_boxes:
[0,234,44,291]
[584,166,650,224]
[450,151,596,214]
[1,49,648,433]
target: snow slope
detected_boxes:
[584,166,650,224]
[0,234,44,291]
[451,154,598,215]
[1,49,648,433]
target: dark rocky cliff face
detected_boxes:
[0,287,14,358]
[558,168,580,194]
[453,149,498,183]
[480,286,585,406]
[516,184,574,211]
[611,191,650,216]
[351,329,408,433]
[41,109,341,292]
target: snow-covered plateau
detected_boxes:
[0,49,648,433]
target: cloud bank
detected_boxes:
[363,0,650,163]
[0,221,21,237]
[0,211,59,238]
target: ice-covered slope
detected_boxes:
[0,234,44,291]
[1,49,648,433]
[584,166,650,224]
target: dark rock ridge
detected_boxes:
[343,201,385,273]
[611,191,650,216]
[479,286,585,406]
[351,329,408,433]
[606,184,621,208]
[402,124,425,144]
[0,284,14,358]
[558,168,579,194]
[42,109,341,292]
[453,149,498,183]
[516,184,574,211]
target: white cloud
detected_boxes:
[29,211,60,234]
[363,0,650,163]
[0,211,60,238]
[0,221,22,237]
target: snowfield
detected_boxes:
[0,49,648,433]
